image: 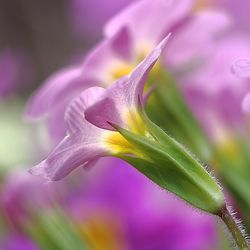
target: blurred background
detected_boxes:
[0,0,250,249]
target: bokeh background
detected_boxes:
[1,0,250,249]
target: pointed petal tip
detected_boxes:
[28,161,51,181]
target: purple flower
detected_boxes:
[184,35,250,136]
[29,37,169,181]
[67,159,219,250]
[0,169,57,228]
[26,0,230,140]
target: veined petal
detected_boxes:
[29,133,108,181]
[30,87,110,181]
[105,0,193,51]
[65,87,106,133]
[85,36,169,131]
[232,58,250,78]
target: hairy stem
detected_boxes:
[218,206,249,249]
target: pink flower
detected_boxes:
[30,37,169,181]
[26,0,230,140]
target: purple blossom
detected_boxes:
[67,159,219,250]
[1,170,57,228]
[26,0,230,141]
[29,37,168,180]
[184,35,250,136]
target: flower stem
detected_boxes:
[218,206,249,249]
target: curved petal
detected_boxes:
[105,0,193,50]
[232,58,250,78]
[85,36,169,130]
[30,87,109,181]
[65,87,106,133]
[29,134,108,181]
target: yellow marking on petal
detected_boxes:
[102,108,154,157]
[110,63,134,80]
[103,131,137,155]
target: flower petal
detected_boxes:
[30,87,109,181]
[65,87,106,133]
[105,0,193,50]
[26,27,132,121]
[85,36,169,130]
[232,58,250,78]
[29,134,108,181]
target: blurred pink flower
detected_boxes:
[29,38,167,180]
[1,170,56,228]
[184,35,250,137]
[67,159,219,250]
[26,0,229,141]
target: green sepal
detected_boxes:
[114,117,225,214]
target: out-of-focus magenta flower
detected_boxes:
[67,159,219,250]
[68,0,138,41]
[0,233,38,250]
[29,38,168,180]
[184,35,250,137]
[26,0,230,141]
[1,170,53,227]
[0,50,28,99]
